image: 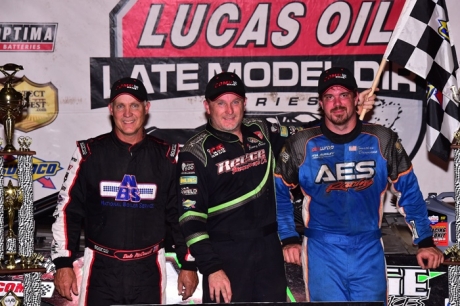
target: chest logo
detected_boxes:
[207,143,226,158]
[100,175,157,201]
[216,149,267,175]
[315,161,375,192]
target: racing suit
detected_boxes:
[51,130,194,306]
[178,118,290,302]
[275,118,435,303]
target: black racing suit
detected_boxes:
[51,130,194,306]
[177,118,292,302]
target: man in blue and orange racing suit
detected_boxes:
[51,77,198,306]
[275,67,444,304]
[177,71,376,303]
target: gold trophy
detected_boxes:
[3,181,23,269]
[0,64,43,305]
[0,64,30,152]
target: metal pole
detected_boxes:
[449,85,460,306]
[0,153,4,265]
[17,153,41,306]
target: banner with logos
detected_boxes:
[1,1,459,305]
[2,0,458,205]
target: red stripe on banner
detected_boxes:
[0,43,55,51]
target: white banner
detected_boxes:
[0,0,459,210]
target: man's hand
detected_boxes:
[208,270,232,303]
[177,270,199,300]
[416,246,444,269]
[357,88,379,115]
[54,267,78,301]
[283,244,302,265]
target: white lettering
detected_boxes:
[315,161,376,183]
[236,4,269,47]
[207,3,239,48]
[272,3,305,47]
[317,2,351,46]
[139,5,166,47]
[216,149,266,174]
[171,4,207,48]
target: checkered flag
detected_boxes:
[426,84,460,161]
[384,0,459,161]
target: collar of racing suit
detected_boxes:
[320,114,362,144]
[205,120,247,142]
[110,129,147,152]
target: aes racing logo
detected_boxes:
[315,161,375,192]
[0,76,58,132]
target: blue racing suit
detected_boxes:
[274,118,435,303]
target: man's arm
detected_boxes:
[177,150,223,275]
[274,140,303,265]
[357,88,378,116]
[177,270,199,300]
[387,135,444,268]
[54,267,78,301]
[416,247,444,269]
[177,147,232,302]
[208,270,232,303]
[51,145,86,300]
[164,144,198,300]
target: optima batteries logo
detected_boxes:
[0,23,58,52]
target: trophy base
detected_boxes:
[0,150,35,156]
[0,267,46,275]
[441,259,460,266]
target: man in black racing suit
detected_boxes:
[51,77,198,306]
[177,72,291,303]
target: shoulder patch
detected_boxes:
[168,143,179,163]
[77,140,90,159]
[395,140,403,154]
[242,118,270,140]
[181,131,211,166]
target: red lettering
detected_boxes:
[5,283,15,292]
[326,179,373,192]
[15,283,24,293]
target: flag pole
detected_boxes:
[359,58,388,121]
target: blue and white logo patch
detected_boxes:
[100,174,157,201]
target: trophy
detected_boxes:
[3,181,23,270]
[0,64,43,305]
[0,64,30,152]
